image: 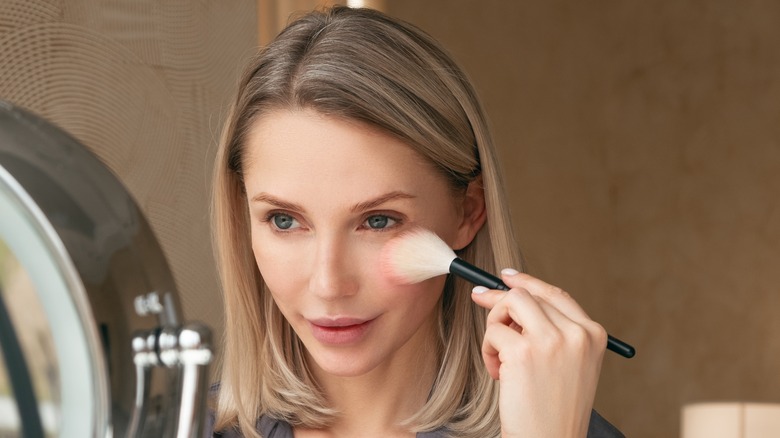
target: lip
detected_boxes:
[308,317,376,345]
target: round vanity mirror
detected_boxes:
[0,101,212,438]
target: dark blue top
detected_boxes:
[205,409,625,437]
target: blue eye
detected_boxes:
[271,213,298,230]
[365,215,397,230]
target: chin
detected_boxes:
[307,346,385,378]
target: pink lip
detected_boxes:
[308,317,376,345]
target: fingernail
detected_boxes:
[501,268,520,276]
[472,286,489,294]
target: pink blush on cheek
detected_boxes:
[385,275,448,300]
[371,244,448,297]
[371,245,446,296]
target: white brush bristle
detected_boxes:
[380,228,456,284]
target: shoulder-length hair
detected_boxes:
[212,6,522,437]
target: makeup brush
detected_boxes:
[380,228,635,359]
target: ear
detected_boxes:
[452,174,487,251]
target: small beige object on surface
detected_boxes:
[681,402,780,438]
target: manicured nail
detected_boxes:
[501,268,520,276]
[472,286,489,294]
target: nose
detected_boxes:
[308,233,359,300]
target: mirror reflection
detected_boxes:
[0,238,60,437]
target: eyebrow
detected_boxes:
[349,191,415,213]
[250,193,305,212]
[249,191,415,213]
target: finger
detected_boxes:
[474,281,594,345]
[482,299,607,379]
[483,282,606,350]
[474,286,567,343]
[507,273,609,351]
[470,285,507,311]
[500,269,592,322]
[482,321,527,380]
[489,290,582,352]
[484,288,553,331]
[521,290,610,357]
[532,297,596,348]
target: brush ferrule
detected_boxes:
[449,258,510,291]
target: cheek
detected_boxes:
[251,233,305,301]
[385,277,446,334]
[399,276,447,300]
[373,259,446,313]
[358,237,447,301]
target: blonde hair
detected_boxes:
[212,6,522,437]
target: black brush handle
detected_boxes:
[450,258,511,291]
[449,258,636,359]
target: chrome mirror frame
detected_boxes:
[0,101,212,438]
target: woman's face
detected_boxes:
[243,108,474,378]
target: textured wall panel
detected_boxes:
[0,0,257,348]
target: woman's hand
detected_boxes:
[471,269,607,438]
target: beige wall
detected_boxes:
[387,1,780,437]
[3,1,778,436]
[0,1,257,338]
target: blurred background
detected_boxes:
[1,1,779,437]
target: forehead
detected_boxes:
[242,109,451,200]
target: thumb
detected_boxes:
[471,286,507,310]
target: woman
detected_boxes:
[209,6,622,438]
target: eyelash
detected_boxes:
[360,212,403,232]
[261,211,301,232]
[260,211,403,232]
